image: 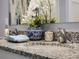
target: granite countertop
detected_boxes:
[0,40,79,59]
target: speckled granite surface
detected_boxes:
[0,40,79,59]
[54,32,79,43]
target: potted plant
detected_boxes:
[26,16,44,41]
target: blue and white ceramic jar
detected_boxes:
[26,29,43,40]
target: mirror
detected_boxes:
[8,0,79,26]
[9,0,57,25]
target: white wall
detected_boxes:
[0,0,9,38]
[71,0,79,22]
[58,0,71,22]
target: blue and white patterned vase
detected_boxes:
[26,29,43,40]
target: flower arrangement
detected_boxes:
[28,16,56,28]
[28,16,44,28]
